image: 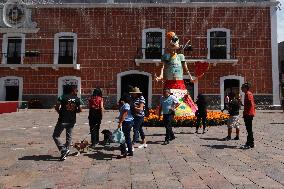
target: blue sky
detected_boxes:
[278,0,284,42]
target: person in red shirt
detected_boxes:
[241,83,256,149]
[88,88,104,148]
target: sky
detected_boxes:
[278,0,284,42]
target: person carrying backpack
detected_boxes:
[53,85,83,161]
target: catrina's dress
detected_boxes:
[161,53,197,116]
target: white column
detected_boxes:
[271,7,281,106]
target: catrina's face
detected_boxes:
[166,35,180,50]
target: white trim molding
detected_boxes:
[1,33,25,64]
[0,76,23,103]
[220,75,244,109]
[54,32,78,65]
[183,75,198,101]
[207,28,231,60]
[117,70,152,108]
[142,28,165,59]
[58,76,81,98]
[270,6,281,107]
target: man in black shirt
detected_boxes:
[223,92,241,141]
[53,85,82,161]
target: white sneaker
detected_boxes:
[138,143,147,149]
[126,147,134,152]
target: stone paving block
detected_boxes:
[131,181,158,189]
[131,173,155,182]
[179,175,209,189]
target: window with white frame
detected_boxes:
[2,33,25,64]
[207,28,230,59]
[54,32,77,65]
[142,28,165,59]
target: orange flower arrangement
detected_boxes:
[144,109,229,127]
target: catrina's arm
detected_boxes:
[183,61,195,82]
[155,64,164,81]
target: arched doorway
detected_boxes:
[58,76,81,97]
[117,71,152,107]
[220,75,244,109]
[0,76,23,102]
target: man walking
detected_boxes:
[159,88,180,145]
[53,86,83,160]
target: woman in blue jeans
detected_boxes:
[117,94,134,159]
[130,87,147,148]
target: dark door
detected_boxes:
[121,74,149,107]
[63,85,77,95]
[5,86,19,101]
[224,79,240,96]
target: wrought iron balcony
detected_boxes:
[135,47,238,66]
[0,52,80,70]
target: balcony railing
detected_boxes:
[0,52,80,70]
[135,47,238,66]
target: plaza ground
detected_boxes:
[0,109,284,189]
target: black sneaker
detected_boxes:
[233,136,239,140]
[223,136,231,141]
[116,154,127,159]
[169,136,176,141]
[60,149,70,161]
[163,140,169,145]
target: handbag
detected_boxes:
[112,128,125,143]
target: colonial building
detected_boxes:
[0,0,281,109]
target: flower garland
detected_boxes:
[144,109,229,127]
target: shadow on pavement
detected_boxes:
[145,133,164,137]
[202,144,238,149]
[19,155,59,161]
[200,137,225,141]
[175,131,195,135]
[84,151,117,160]
[146,140,164,145]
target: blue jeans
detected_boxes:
[120,121,133,155]
[132,116,145,144]
[163,114,175,141]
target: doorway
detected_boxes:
[224,79,240,97]
[121,74,149,107]
[5,79,20,101]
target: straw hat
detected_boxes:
[129,87,142,93]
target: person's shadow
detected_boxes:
[202,144,238,149]
[199,137,225,141]
[18,155,59,161]
[83,145,120,160]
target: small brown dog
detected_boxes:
[73,140,90,156]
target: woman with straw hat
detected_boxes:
[130,87,147,148]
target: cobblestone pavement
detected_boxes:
[0,110,283,189]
